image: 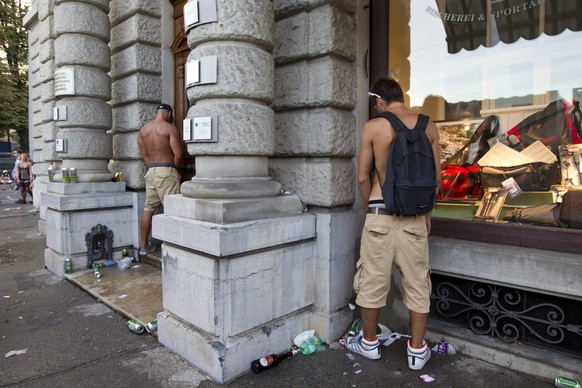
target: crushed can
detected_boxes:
[347,318,362,336]
[48,165,55,182]
[432,341,456,355]
[145,319,158,333]
[69,168,77,183]
[127,319,145,334]
[92,262,102,279]
[61,168,69,183]
[115,172,124,182]
[64,257,73,275]
[555,376,582,388]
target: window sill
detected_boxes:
[431,218,582,254]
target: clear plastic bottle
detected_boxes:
[299,336,324,355]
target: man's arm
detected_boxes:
[169,125,184,168]
[425,121,442,234]
[357,122,375,207]
[426,121,442,192]
[137,131,150,165]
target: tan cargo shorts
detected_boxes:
[144,166,181,212]
[353,212,432,314]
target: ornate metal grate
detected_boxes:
[430,273,582,358]
[85,224,113,268]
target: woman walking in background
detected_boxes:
[14,153,33,205]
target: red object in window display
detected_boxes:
[438,165,481,200]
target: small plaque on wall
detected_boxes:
[186,60,200,86]
[184,1,199,28]
[193,116,212,140]
[54,68,75,96]
[185,56,217,87]
[183,118,192,141]
[184,0,217,32]
[55,138,67,153]
[185,115,217,143]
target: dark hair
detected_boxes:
[369,78,404,104]
[14,149,22,154]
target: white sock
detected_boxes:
[362,337,379,348]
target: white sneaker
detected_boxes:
[407,339,431,370]
[345,331,381,360]
[139,244,156,256]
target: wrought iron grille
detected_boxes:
[430,273,582,358]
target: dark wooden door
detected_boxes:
[171,0,195,182]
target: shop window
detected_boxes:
[372,1,582,250]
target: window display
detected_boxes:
[388,1,582,229]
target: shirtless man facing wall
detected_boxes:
[137,103,184,255]
[345,78,441,371]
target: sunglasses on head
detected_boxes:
[367,92,382,99]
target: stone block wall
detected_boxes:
[25,0,57,212]
[271,1,357,207]
[108,0,168,189]
[268,0,362,341]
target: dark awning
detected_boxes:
[436,0,582,53]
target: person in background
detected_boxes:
[15,152,33,205]
[11,149,22,191]
[345,78,441,371]
[137,103,183,256]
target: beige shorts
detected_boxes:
[353,212,432,313]
[144,167,181,212]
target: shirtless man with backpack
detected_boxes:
[345,78,441,370]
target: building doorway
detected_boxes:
[171,0,195,182]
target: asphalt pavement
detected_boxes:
[0,184,552,387]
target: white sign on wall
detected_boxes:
[193,116,212,140]
[183,118,192,141]
[184,1,199,29]
[186,60,200,86]
[55,138,67,153]
[54,68,75,96]
[183,0,217,32]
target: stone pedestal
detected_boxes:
[155,196,316,383]
[43,182,135,278]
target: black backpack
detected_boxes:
[377,112,436,216]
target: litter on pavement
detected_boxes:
[5,349,27,358]
[420,374,436,383]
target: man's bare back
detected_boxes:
[358,103,441,205]
[138,106,184,167]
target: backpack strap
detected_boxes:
[378,112,429,133]
[414,114,429,132]
[378,112,408,132]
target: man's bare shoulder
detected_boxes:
[139,119,174,136]
[362,116,394,143]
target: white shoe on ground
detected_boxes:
[407,339,431,370]
[345,330,381,360]
[139,244,156,256]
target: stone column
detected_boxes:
[178,0,302,220]
[53,0,112,183]
[155,1,314,383]
[43,0,134,277]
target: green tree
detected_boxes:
[0,0,28,150]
